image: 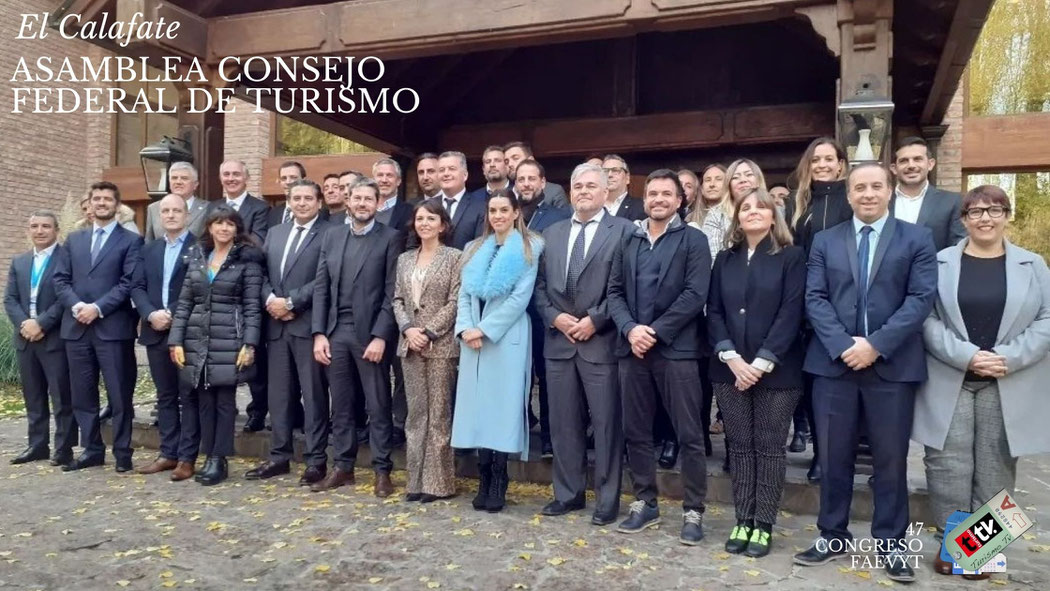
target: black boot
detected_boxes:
[472,449,494,511]
[199,457,228,486]
[194,457,215,483]
[486,452,509,513]
[657,440,679,469]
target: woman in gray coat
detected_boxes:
[914,185,1050,577]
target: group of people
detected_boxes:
[6,136,1050,583]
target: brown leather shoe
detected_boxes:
[933,556,953,575]
[299,465,327,486]
[170,461,195,482]
[137,457,178,475]
[310,467,355,492]
[374,472,394,498]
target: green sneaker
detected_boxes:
[744,526,771,558]
[725,522,752,554]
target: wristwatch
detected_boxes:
[284,298,294,311]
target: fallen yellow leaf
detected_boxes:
[855,571,872,580]
[315,565,331,573]
[368,577,383,584]
[513,585,528,590]
[524,542,535,549]
[518,553,532,561]
[573,538,587,548]
[116,583,130,588]
[877,580,894,587]
[618,547,634,555]
[160,571,174,578]
[161,582,177,588]
[445,564,460,571]
[427,583,441,589]
[547,557,567,566]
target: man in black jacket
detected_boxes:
[131,195,197,480]
[3,211,75,466]
[607,169,712,545]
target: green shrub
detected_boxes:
[0,314,20,385]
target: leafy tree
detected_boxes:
[276,117,373,156]
[968,0,1050,116]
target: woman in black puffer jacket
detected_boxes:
[169,206,264,486]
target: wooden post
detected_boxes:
[176,87,225,201]
[837,0,893,102]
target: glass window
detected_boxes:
[968,0,1050,116]
[965,172,1050,258]
[275,116,372,156]
[113,67,180,167]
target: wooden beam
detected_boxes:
[206,0,815,64]
[962,113,1050,173]
[611,37,638,117]
[919,0,995,125]
[116,0,208,58]
[837,0,893,102]
[439,102,833,157]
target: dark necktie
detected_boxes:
[91,228,104,264]
[856,225,874,336]
[282,226,305,279]
[282,208,292,224]
[445,198,456,218]
[566,220,593,302]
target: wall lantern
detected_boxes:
[139,136,194,201]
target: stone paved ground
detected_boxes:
[1,417,1049,591]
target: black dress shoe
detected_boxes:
[198,457,228,486]
[793,538,847,566]
[299,465,326,486]
[245,460,290,480]
[243,415,266,433]
[420,493,454,504]
[789,431,807,453]
[541,495,585,516]
[99,405,112,421]
[807,461,822,482]
[404,493,423,502]
[658,440,679,469]
[883,551,916,582]
[115,457,133,473]
[10,446,49,465]
[541,440,554,459]
[591,510,618,526]
[50,450,74,467]
[62,454,105,472]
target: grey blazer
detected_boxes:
[144,197,209,241]
[891,186,967,251]
[533,212,634,364]
[914,239,1050,456]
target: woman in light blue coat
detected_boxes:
[452,188,543,514]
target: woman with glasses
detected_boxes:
[914,185,1050,579]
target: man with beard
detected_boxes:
[144,162,208,240]
[504,141,568,207]
[468,145,512,201]
[889,137,966,251]
[311,178,403,496]
[414,153,441,202]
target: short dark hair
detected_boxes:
[28,210,59,228]
[338,169,361,180]
[847,162,892,185]
[200,206,254,250]
[769,182,789,191]
[602,154,629,173]
[503,141,532,156]
[416,152,439,164]
[644,168,685,200]
[962,185,1012,215]
[482,145,505,158]
[895,136,933,159]
[279,161,307,178]
[408,199,454,247]
[89,181,121,203]
[288,179,322,200]
[515,159,545,179]
[322,173,340,182]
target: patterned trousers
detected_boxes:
[403,353,457,496]
[715,381,801,524]
[924,380,1017,529]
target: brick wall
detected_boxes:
[937,83,965,193]
[223,98,272,196]
[0,1,112,291]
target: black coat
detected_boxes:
[706,239,806,388]
[169,243,265,388]
[788,180,852,254]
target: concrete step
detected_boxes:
[118,412,933,524]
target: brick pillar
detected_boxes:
[223,98,272,197]
[935,84,965,193]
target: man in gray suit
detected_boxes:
[246,180,330,486]
[144,162,209,240]
[890,136,967,251]
[533,163,633,526]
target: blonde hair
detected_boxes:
[725,187,794,254]
[790,137,847,227]
[720,158,769,218]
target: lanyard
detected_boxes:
[30,254,50,290]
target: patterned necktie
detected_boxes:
[226,199,239,211]
[282,208,292,224]
[91,228,104,264]
[566,219,593,302]
[856,225,874,336]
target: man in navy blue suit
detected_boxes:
[54,181,144,473]
[793,163,937,583]
[432,151,486,250]
[131,194,197,480]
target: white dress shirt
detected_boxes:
[565,209,605,276]
[29,242,57,318]
[893,181,929,224]
[225,191,249,210]
[441,188,467,219]
[605,192,628,216]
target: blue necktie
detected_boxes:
[856,225,874,336]
[91,228,104,264]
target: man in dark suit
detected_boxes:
[517,158,572,456]
[534,163,632,525]
[328,170,361,227]
[246,180,330,485]
[4,211,75,466]
[214,159,271,431]
[311,177,403,497]
[504,141,569,208]
[268,161,306,227]
[130,194,197,479]
[601,154,645,222]
[607,169,711,544]
[144,162,209,240]
[322,173,344,218]
[53,181,143,473]
[793,163,937,583]
[414,153,442,202]
[890,136,966,251]
[432,151,486,250]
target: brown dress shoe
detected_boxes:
[933,556,953,575]
[310,467,355,492]
[299,465,327,486]
[170,461,195,482]
[374,472,394,498]
[138,457,178,475]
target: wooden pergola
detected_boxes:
[60,0,994,197]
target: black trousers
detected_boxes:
[328,319,393,473]
[66,331,136,461]
[198,382,237,458]
[620,354,707,511]
[813,370,915,542]
[17,341,75,454]
[146,342,184,461]
[268,333,329,466]
[528,307,551,443]
[245,340,268,419]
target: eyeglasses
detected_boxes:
[964,206,1010,221]
[602,167,626,175]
